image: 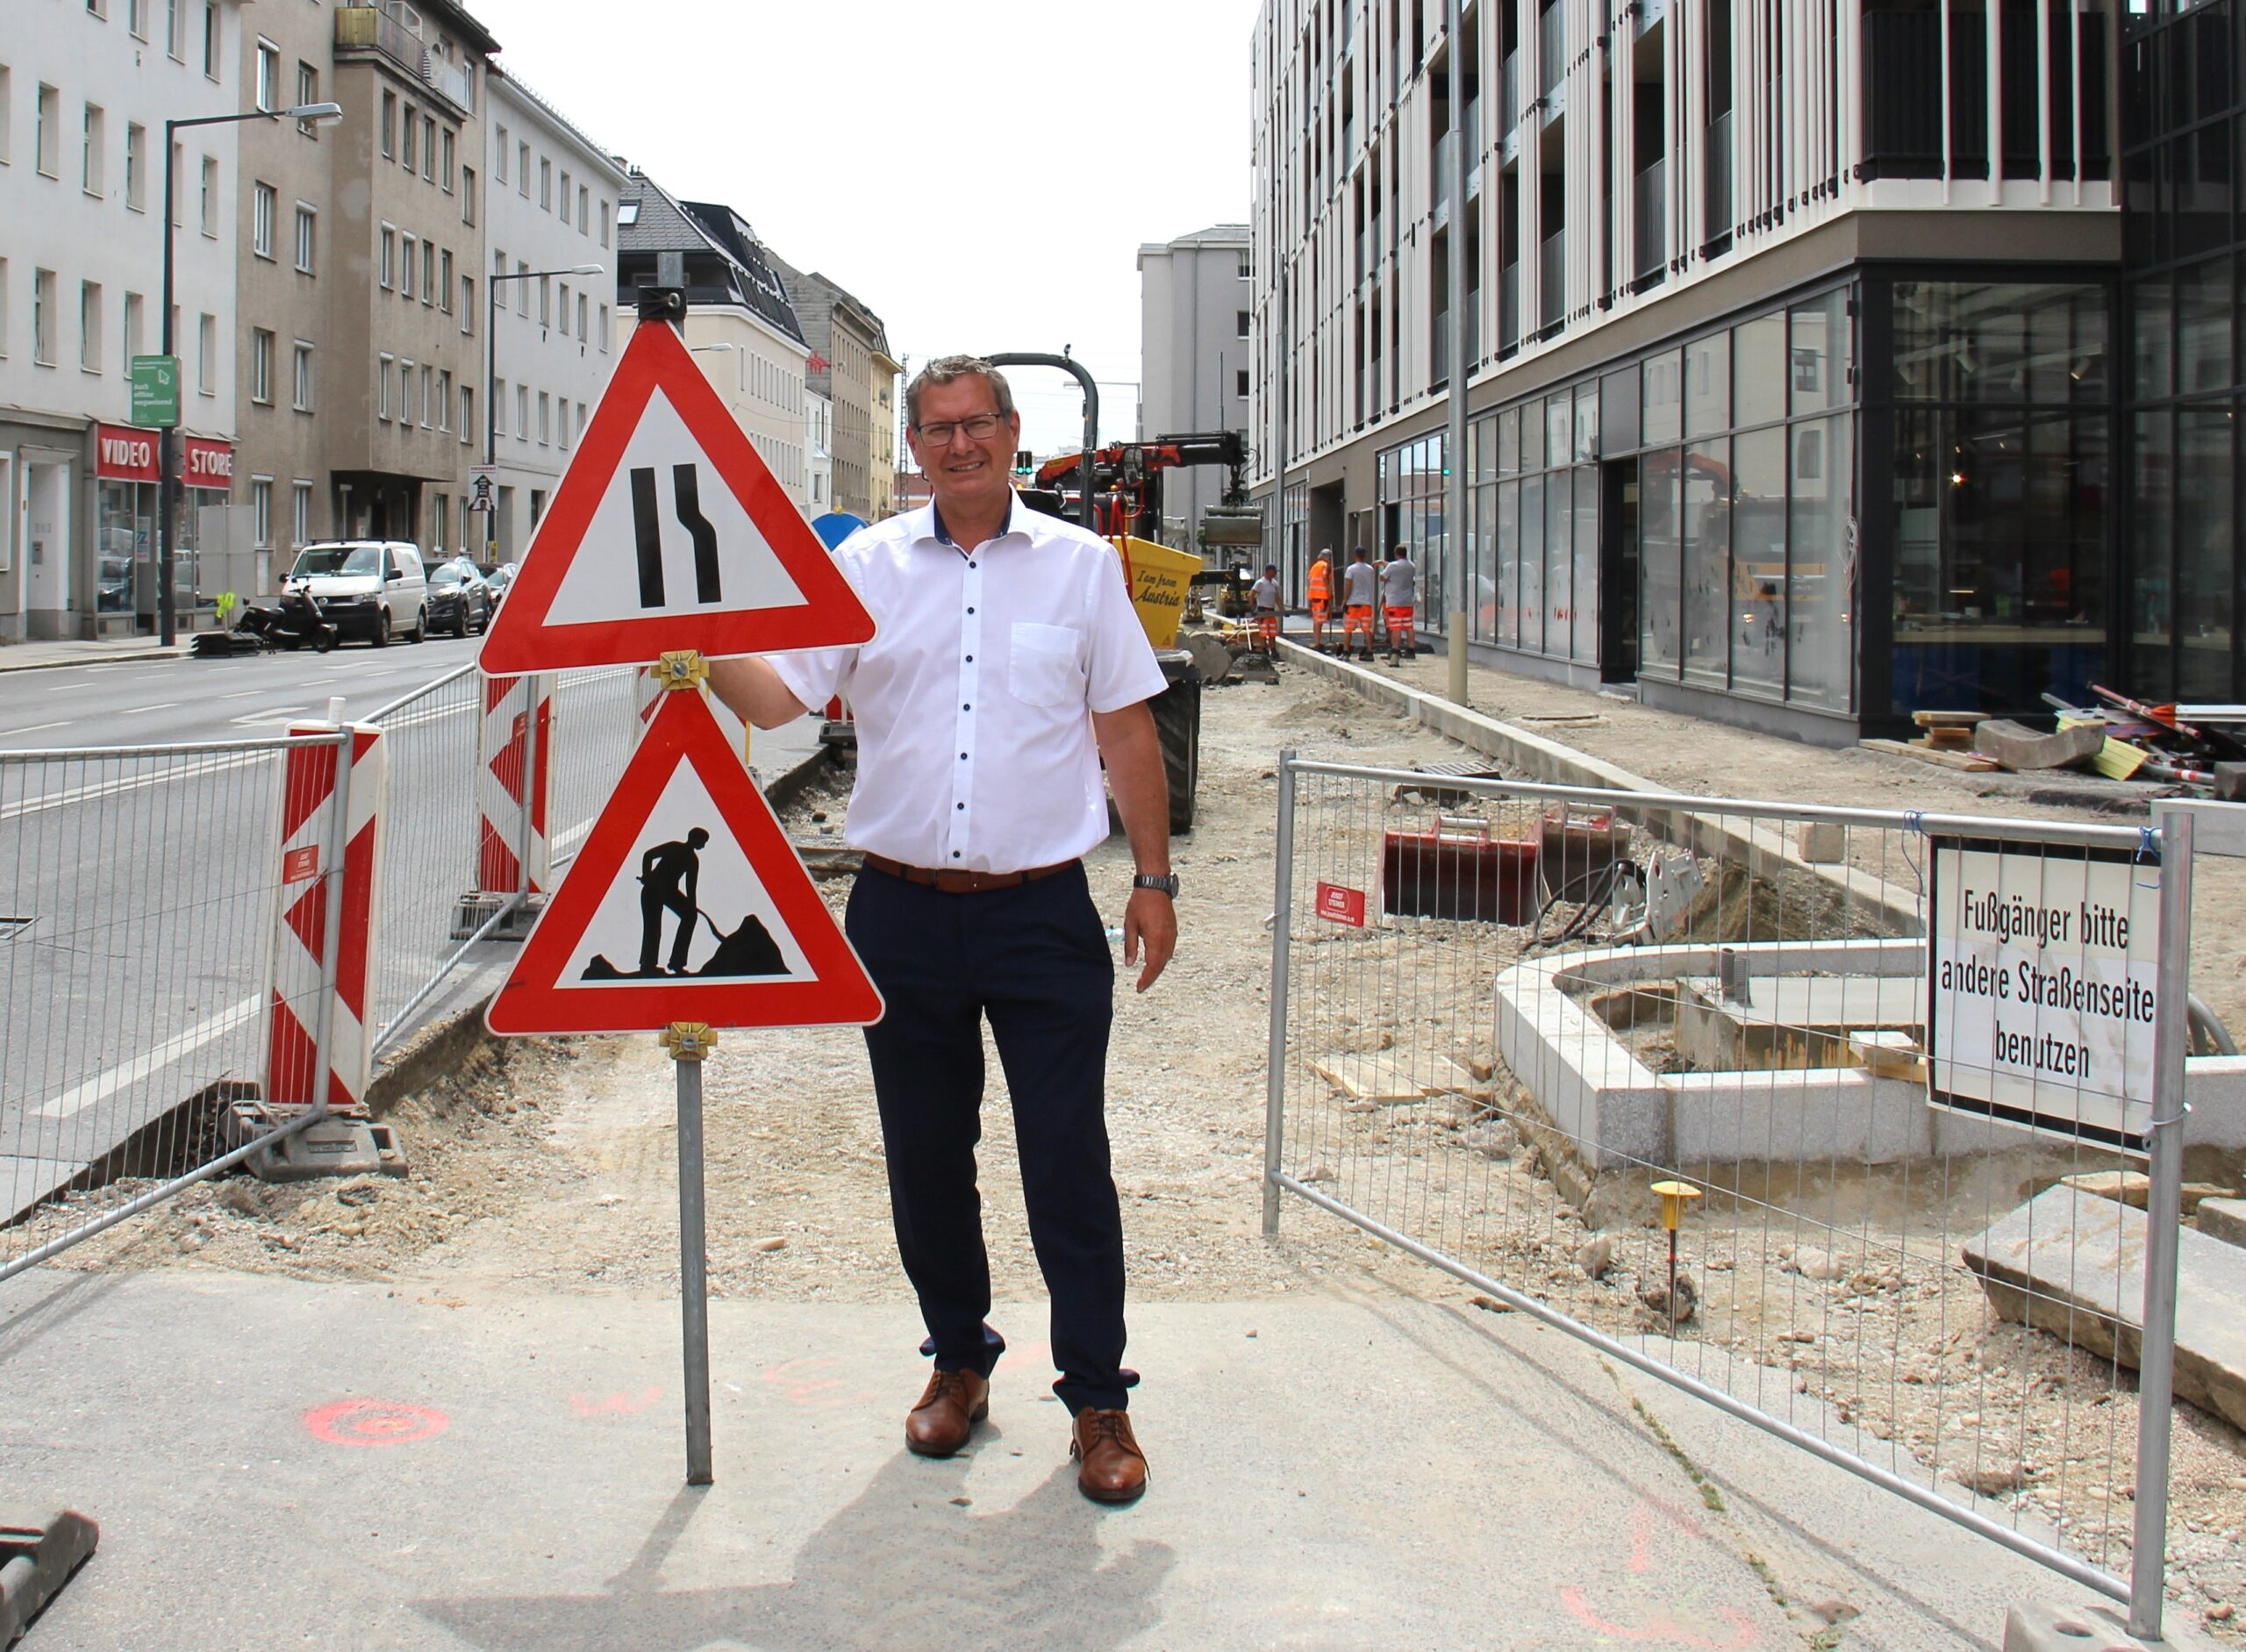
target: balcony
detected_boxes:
[1634,157,1666,282]
[1539,228,1565,331]
[1538,4,1566,108]
[1634,0,1666,35]
[335,4,475,114]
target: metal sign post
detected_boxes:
[658,1018,717,1486]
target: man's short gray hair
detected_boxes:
[906,355,1016,427]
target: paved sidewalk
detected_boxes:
[0,1267,2126,1650]
[0,637,184,674]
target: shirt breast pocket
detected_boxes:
[1008,621,1083,708]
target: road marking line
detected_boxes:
[231,707,309,726]
[0,754,268,822]
[36,994,263,1119]
[124,702,179,713]
[218,690,268,700]
[4,722,75,737]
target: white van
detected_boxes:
[285,540,429,647]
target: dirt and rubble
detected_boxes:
[26,642,2246,1636]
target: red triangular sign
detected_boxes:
[478,322,876,674]
[486,690,883,1034]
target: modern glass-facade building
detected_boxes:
[1251,0,2133,740]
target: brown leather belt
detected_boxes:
[859,853,1077,895]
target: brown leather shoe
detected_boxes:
[905,1368,989,1458]
[1070,1407,1148,1503]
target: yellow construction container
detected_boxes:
[1111,536,1202,650]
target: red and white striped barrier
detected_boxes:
[267,721,388,1110]
[477,673,553,896]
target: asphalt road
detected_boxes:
[0,636,822,1241]
[0,631,488,752]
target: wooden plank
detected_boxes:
[1911,710,1992,729]
[1860,738,2001,773]
[1312,1055,1431,1103]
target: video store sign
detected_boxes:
[95,423,233,488]
[1926,837,2164,1150]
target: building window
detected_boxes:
[1239,253,1253,279]
[294,204,315,273]
[434,492,448,551]
[251,477,272,547]
[543,278,555,327]
[381,91,396,158]
[440,127,454,190]
[32,268,54,364]
[491,376,504,435]
[399,359,414,426]
[378,352,393,419]
[517,139,529,194]
[128,0,147,38]
[577,183,588,234]
[198,154,217,236]
[35,84,58,177]
[559,168,570,216]
[0,69,12,168]
[539,156,550,210]
[291,340,312,410]
[576,292,587,342]
[420,363,433,427]
[515,260,528,314]
[516,382,528,439]
[538,391,551,445]
[380,224,396,288]
[123,290,141,361]
[459,384,474,445]
[254,38,279,111]
[421,239,434,304]
[79,281,102,373]
[197,311,214,392]
[400,233,416,298]
[292,481,311,547]
[1236,309,1250,338]
[1236,368,1249,398]
[460,165,476,225]
[437,368,451,431]
[202,1,218,78]
[295,63,318,134]
[251,325,273,403]
[461,275,474,333]
[252,182,275,258]
[494,125,507,183]
[600,200,611,247]
[401,104,417,172]
[597,302,610,351]
[421,116,434,181]
[125,122,145,210]
[82,104,104,196]
[439,249,452,312]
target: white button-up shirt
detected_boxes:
[769,497,1167,875]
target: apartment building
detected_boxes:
[1139,223,1255,551]
[481,68,622,558]
[613,173,812,517]
[769,253,897,522]
[1,0,247,640]
[805,388,832,514]
[1252,0,2121,740]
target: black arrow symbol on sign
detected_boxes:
[629,464,725,609]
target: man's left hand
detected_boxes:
[1121,889,1176,993]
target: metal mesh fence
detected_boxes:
[0,733,341,1278]
[547,666,642,873]
[1263,754,2192,1627]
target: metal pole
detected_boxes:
[2130,809,2194,1640]
[1274,258,1290,598]
[514,673,545,902]
[674,1046,713,1486]
[306,725,355,1119]
[159,119,179,650]
[485,276,500,561]
[1262,749,1298,1237]
[1445,0,1471,708]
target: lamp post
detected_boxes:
[485,261,604,561]
[158,100,341,647]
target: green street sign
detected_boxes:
[130,354,180,428]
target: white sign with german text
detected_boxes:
[1927,838,2164,1150]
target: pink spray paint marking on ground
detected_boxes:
[303,1398,450,1448]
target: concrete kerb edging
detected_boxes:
[1273,639,1922,931]
[0,646,186,674]
[361,738,845,1116]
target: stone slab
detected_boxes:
[2198,1196,2246,1250]
[1963,1185,2246,1434]
[2003,1599,2221,1651]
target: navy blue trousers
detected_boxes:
[844,862,1132,1414]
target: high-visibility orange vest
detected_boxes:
[1308,558,1331,601]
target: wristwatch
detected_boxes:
[1133,872,1180,898]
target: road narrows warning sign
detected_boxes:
[477,322,876,674]
[486,690,882,1035]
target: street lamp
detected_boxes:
[158,100,342,647]
[484,261,604,561]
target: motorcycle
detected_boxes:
[242,585,340,653]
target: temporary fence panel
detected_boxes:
[1262,754,2193,1636]
[266,721,386,1109]
[0,732,351,1280]
[548,666,645,875]
[476,673,553,898]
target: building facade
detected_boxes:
[1252,0,2122,740]
[2,0,247,640]
[614,173,811,516]
[1139,223,1255,551]
[480,68,621,559]
[769,252,896,522]
[805,387,832,514]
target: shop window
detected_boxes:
[1681,440,1731,685]
[1684,333,1729,437]
[1642,348,1683,445]
[1729,426,1788,696]
[1789,416,1853,709]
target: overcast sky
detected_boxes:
[467,0,1261,460]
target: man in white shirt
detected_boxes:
[1381,542,1419,664]
[1341,547,1378,662]
[1249,562,1282,654]
[711,355,1175,1505]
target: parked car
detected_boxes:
[285,540,429,647]
[425,559,494,636]
[476,561,519,604]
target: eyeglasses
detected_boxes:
[914,412,1006,447]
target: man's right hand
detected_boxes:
[708,658,812,730]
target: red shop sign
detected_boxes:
[94,423,160,483]
[93,425,235,488]
[183,435,234,487]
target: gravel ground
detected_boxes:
[28,640,2246,1638]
